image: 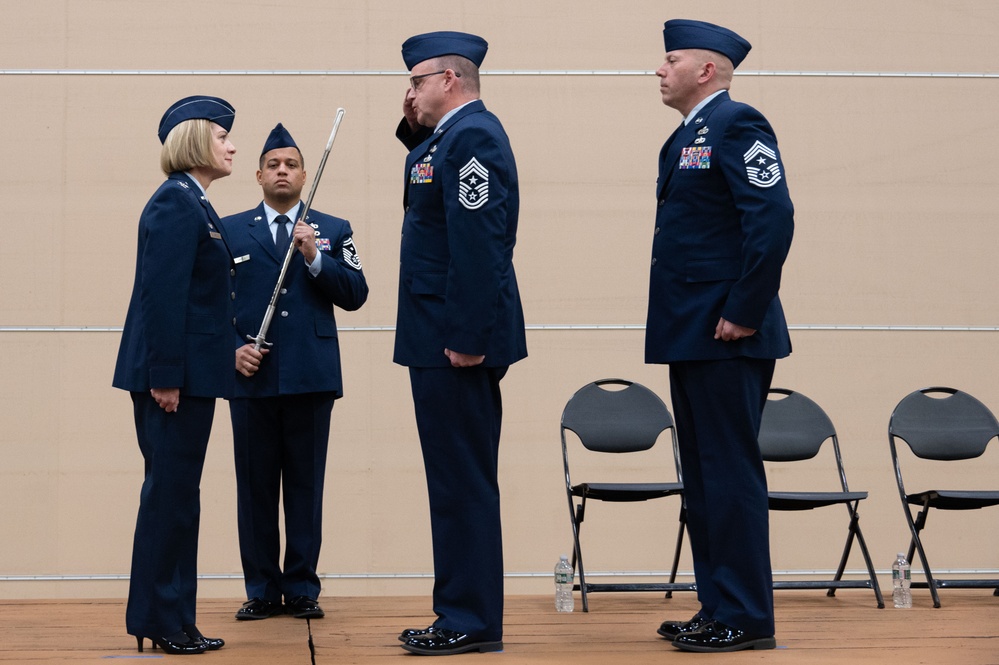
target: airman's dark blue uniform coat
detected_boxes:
[222,203,367,603]
[395,100,526,642]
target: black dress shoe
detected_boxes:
[657,613,710,640]
[401,628,503,655]
[672,620,776,652]
[286,596,325,619]
[399,624,437,642]
[235,598,284,620]
[134,630,207,655]
[183,624,224,650]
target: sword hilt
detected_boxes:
[246,333,274,351]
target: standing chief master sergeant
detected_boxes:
[223,123,368,621]
[393,31,527,657]
[645,20,794,653]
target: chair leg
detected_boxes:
[571,499,590,612]
[849,509,885,608]
[665,505,687,600]
[907,502,941,608]
[827,511,858,595]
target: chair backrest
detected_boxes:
[561,379,673,453]
[758,388,836,462]
[888,387,999,461]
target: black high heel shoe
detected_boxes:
[184,624,225,650]
[134,631,208,655]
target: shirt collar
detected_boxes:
[434,100,476,133]
[684,90,726,126]
[262,201,301,225]
[184,172,208,198]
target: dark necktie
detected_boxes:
[274,214,291,254]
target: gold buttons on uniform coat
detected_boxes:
[230,292,236,300]
[281,311,289,318]
[280,288,288,295]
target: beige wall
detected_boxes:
[2,0,998,599]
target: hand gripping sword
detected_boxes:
[247,108,346,351]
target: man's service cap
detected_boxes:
[261,123,299,157]
[402,31,488,70]
[662,19,752,69]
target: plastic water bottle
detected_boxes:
[892,552,912,608]
[554,555,574,612]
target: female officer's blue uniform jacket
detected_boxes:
[113,171,235,397]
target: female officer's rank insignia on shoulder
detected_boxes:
[744,140,782,188]
[458,157,489,210]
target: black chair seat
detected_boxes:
[768,490,868,511]
[906,490,999,511]
[573,482,683,502]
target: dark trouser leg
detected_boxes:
[669,358,775,636]
[409,366,507,641]
[126,392,214,637]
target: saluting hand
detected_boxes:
[403,88,419,132]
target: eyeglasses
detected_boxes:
[409,69,460,90]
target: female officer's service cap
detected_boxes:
[402,31,488,70]
[158,95,236,144]
[662,19,752,69]
[261,123,299,157]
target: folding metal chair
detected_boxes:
[560,378,694,612]
[888,386,999,607]
[759,388,884,607]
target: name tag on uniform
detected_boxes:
[210,231,223,239]
[234,254,250,264]
[679,146,712,170]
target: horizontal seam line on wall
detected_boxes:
[1,325,999,333]
[2,69,998,78]
[2,568,996,583]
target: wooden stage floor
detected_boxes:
[0,590,996,663]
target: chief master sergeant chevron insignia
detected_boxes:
[458,157,489,210]
[743,140,782,188]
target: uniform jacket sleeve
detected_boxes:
[440,127,511,355]
[140,184,202,387]
[716,105,794,330]
[307,218,368,312]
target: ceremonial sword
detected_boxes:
[247,108,346,351]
